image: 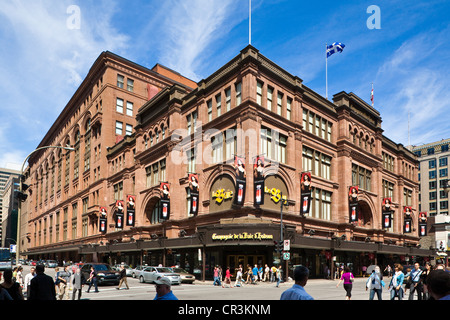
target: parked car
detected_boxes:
[171,267,195,284]
[45,260,58,268]
[138,266,181,285]
[131,265,147,278]
[81,263,120,285]
[113,264,133,277]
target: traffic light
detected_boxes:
[273,240,283,253]
[15,183,29,202]
[15,190,28,202]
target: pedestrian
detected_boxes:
[24,267,36,299]
[58,265,71,300]
[276,266,282,287]
[404,267,412,295]
[425,270,450,300]
[389,264,404,300]
[336,266,354,300]
[222,267,233,288]
[0,269,24,300]
[264,264,270,282]
[86,266,99,293]
[362,265,367,277]
[384,265,392,277]
[0,273,12,301]
[117,265,129,290]
[234,265,244,287]
[271,265,277,282]
[408,262,423,300]
[421,262,432,300]
[258,265,263,281]
[213,266,221,286]
[153,277,178,300]
[72,266,86,300]
[252,264,259,283]
[366,266,383,300]
[28,264,56,300]
[280,265,314,300]
[245,264,253,284]
[16,265,24,288]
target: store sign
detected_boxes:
[212,188,234,204]
[211,232,274,241]
[264,186,287,204]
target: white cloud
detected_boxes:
[375,27,450,145]
[153,0,246,80]
[0,0,129,166]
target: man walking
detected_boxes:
[28,264,56,300]
[117,265,129,290]
[72,266,86,300]
[409,262,423,300]
[58,265,71,300]
[24,267,36,300]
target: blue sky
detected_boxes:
[1,0,449,170]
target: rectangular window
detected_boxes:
[235,82,242,106]
[352,164,372,191]
[114,182,123,200]
[211,134,223,164]
[439,168,448,177]
[439,157,448,167]
[127,79,134,92]
[187,149,196,173]
[309,187,332,221]
[429,170,437,179]
[216,94,221,117]
[125,124,133,136]
[115,121,123,135]
[257,81,263,106]
[267,87,273,111]
[126,101,133,116]
[277,93,283,116]
[117,75,124,88]
[207,100,213,122]
[287,98,292,121]
[116,98,124,113]
[429,159,436,169]
[225,129,237,160]
[225,88,231,112]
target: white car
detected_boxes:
[138,266,181,285]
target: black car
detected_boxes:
[81,263,120,285]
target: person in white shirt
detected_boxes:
[24,267,36,300]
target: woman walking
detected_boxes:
[389,264,405,300]
[336,266,354,300]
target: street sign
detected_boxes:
[283,252,290,260]
[10,244,16,253]
[283,240,290,251]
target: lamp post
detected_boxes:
[16,145,75,261]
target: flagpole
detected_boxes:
[325,43,328,100]
[249,0,251,45]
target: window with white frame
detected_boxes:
[115,121,123,135]
[126,101,133,116]
[116,98,124,113]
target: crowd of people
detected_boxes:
[213,264,283,288]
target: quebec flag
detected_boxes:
[327,42,345,58]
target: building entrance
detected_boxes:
[226,254,266,277]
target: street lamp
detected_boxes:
[16,145,75,261]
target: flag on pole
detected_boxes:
[370,84,374,106]
[326,42,345,58]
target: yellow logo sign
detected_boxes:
[212,232,274,241]
[212,189,234,204]
[264,186,287,204]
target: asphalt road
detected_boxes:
[10,265,420,301]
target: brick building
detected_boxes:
[24,46,433,279]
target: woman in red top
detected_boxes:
[222,267,234,288]
[336,266,355,300]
